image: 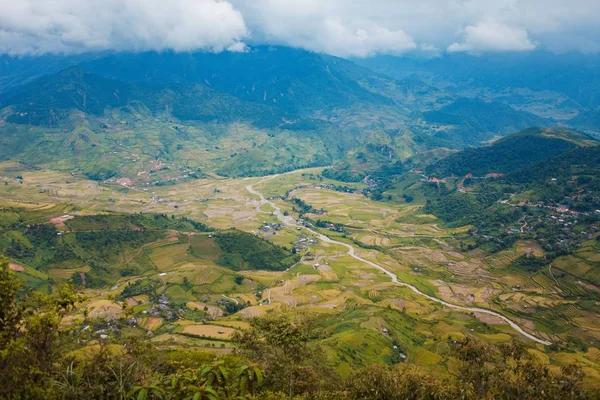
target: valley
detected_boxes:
[1,47,600,398]
[2,156,600,386]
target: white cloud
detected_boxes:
[0,0,248,55]
[0,0,599,56]
[448,21,536,53]
[289,19,416,58]
[234,0,416,58]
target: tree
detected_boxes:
[233,314,336,398]
[0,261,79,399]
[0,263,21,347]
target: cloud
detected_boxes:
[448,21,537,53]
[232,0,599,57]
[0,0,248,55]
[233,1,416,58]
[0,0,599,56]
[307,19,416,58]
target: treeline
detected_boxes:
[504,146,600,212]
[214,230,300,271]
[426,129,577,177]
[65,213,214,233]
[0,210,216,290]
[0,272,593,399]
[291,198,325,216]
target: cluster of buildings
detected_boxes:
[292,233,319,253]
[141,294,181,321]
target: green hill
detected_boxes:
[214,230,300,271]
[423,97,549,147]
[323,129,418,182]
[426,127,596,177]
[0,67,359,179]
[425,144,600,257]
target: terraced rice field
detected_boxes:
[180,324,237,339]
[186,302,224,317]
[148,243,194,270]
[48,265,90,279]
[139,317,163,331]
[87,300,123,319]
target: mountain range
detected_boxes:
[1,47,599,181]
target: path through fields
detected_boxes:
[246,177,552,346]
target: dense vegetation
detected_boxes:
[509,254,550,272]
[426,128,584,177]
[424,135,600,258]
[214,230,300,271]
[0,269,593,399]
[64,213,214,232]
[0,209,218,289]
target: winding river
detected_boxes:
[246,180,552,346]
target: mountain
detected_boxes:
[426,127,597,177]
[81,48,391,112]
[0,66,290,127]
[358,52,600,112]
[421,97,550,147]
[0,53,96,94]
[570,107,600,132]
[0,48,578,183]
[78,47,436,131]
[0,66,359,179]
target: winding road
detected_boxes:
[246,178,552,346]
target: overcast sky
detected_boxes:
[0,0,599,57]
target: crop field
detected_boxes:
[1,164,599,386]
[87,300,123,319]
[254,168,364,198]
[178,323,237,339]
[48,265,90,279]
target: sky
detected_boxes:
[0,0,599,57]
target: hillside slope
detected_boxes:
[422,97,549,147]
[0,67,359,179]
[426,127,596,177]
[570,107,600,132]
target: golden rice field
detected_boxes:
[2,164,600,384]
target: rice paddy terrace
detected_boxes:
[1,163,600,385]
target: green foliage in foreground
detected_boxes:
[0,271,593,399]
[214,230,300,272]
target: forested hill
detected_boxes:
[424,98,547,134]
[0,66,293,128]
[426,127,597,177]
[422,97,550,147]
[79,47,401,115]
